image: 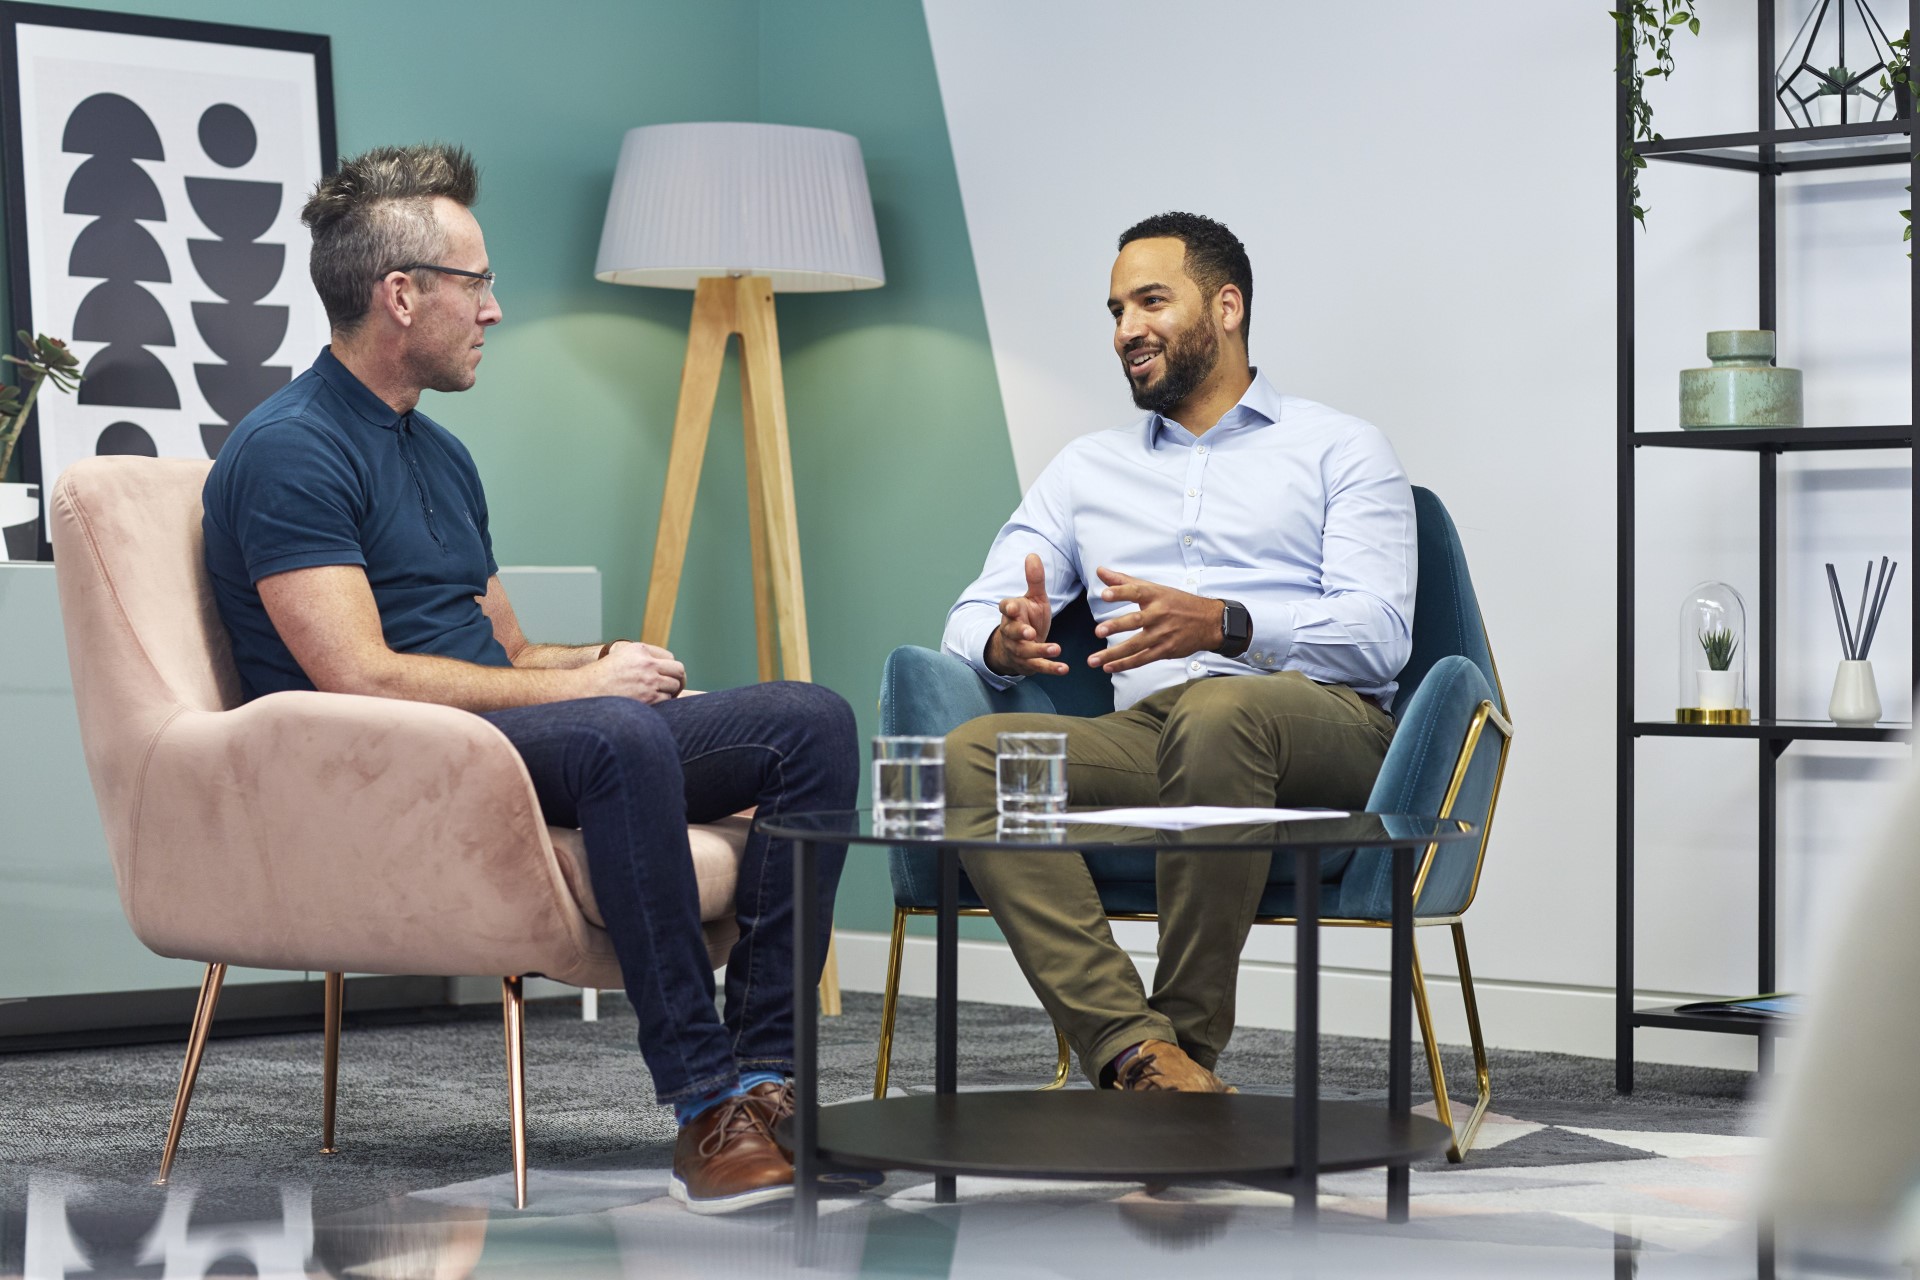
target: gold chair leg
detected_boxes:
[156,962,228,1186]
[1410,939,1464,1163]
[502,976,529,1209]
[321,972,343,1154]
[1450,922,1492,1160]
[873,909,908,1099]
[1042,1028,1071,1090]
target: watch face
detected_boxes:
[1220,600,1252,656]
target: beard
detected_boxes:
[409,331,481,395]
[1123,309,1219,415]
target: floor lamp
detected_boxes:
[596,122,885,1015]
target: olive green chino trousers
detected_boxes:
[948,671,1394,1085]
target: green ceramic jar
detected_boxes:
[1679,330,1803,429]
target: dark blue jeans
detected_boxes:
[483,682,854,1104]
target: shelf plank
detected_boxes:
[1638,121,1913,154]
[1632,1005,1780,1037]
[1634,425,1913,452]
[1634,719,1912,743]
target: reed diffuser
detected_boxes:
[1825,558,1898,726]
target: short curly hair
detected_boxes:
[301,143,480,334]
[1117,211,1253,341]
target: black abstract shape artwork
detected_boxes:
[190,103,289,457]
[96,421,157,456]
[63,93,179,411]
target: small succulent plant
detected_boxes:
[1699,626,1738,671]
[0,331,81,481]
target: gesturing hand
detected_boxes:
[592,640,687,704]
[1086,566,1225,674]
[984,553,1068,677]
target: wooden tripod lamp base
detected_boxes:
[641,275,840,1013]
[642,275,809,683]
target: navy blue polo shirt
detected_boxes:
[203,347,509,701]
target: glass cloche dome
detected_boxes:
[1677,581,1749,725]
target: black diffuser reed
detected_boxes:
[1825,558,1898,661]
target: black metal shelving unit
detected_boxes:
[1616,0,1920,1094]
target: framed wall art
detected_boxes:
[0,2,334,558]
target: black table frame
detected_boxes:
[782,826,1427,1259]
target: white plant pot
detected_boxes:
[1816,93,1875,126]
[0,481,38,561]
[1829,659,1882,727]
[1695,668,1740,710]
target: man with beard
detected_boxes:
[202,144,856,1213]
[941,212,1415,1093]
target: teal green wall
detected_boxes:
[7,0,1023,934]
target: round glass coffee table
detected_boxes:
[757,807,1475,1253]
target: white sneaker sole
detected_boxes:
[669,1174,795,1216]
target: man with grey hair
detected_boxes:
[202,144,856,1214]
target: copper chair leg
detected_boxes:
[502,976,529,1209]
[873,908,909,1099]
[156,962,228,1186]
[321,972,344,1154]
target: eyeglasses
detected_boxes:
[388,262,497,303]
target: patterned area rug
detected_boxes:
[0,991,1768,1276]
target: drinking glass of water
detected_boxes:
[996,731,1068,817]
[872,736,945,830]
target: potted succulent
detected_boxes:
[0,331,82,561]
[1696,626,1740,711]
[1813,64,1875,125]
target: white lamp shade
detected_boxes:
[595,122,884,292]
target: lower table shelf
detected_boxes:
[796,1092,1454,1181]
[1633,1004,1788,1037]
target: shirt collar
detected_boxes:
[1148,368,1282,447]
[313,346,408,432]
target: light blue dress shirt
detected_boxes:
[944,371,1417,711]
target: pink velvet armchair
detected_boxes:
[49,455,748,1208]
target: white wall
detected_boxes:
[918,0,1913,1068]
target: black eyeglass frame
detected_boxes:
[384,262,496,292]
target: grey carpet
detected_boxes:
[0,990,1755,1221]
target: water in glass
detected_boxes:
[996,731,1067,817]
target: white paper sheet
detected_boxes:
[1067,806,1350,831]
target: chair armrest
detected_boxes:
[129,691,602,980]
[879,645,1058,737]
[1342,655,1509,919]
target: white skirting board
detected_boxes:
[830,930,1763,1073]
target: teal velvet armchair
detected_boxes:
[874,486,1512,1161]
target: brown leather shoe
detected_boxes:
[1111,1040,1237,1093]
[669,1094,793,1215]
[745,1082,887,1191]
[746,1081,795,1158]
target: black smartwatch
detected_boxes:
[1214,598,1253,658]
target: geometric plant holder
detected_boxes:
[1775,0,1901,128]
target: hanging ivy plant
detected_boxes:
[1886,31,1913,255]
[1611,0,1703,229]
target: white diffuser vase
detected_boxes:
[1828,659,1882,727]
